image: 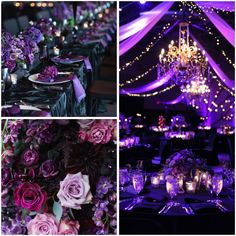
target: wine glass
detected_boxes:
[211,174,223,198]
[132,172,144,195]
[119,168,129,192]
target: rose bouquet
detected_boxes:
[2,119,117,235]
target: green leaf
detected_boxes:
[53,201,63,222]
[29,211,38,216]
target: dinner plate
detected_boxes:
[28,72,71,85]
[51,55,84,65]
[2,104,41,111]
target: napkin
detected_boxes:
[68,74,86,103]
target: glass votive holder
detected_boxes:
[177,174,184,193]
[185,181,197,194]
[151,174,160,188]
[10,73,18,85]
[158,172,165,183]
[201,171,209,185]
[53,47,60,56]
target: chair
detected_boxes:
[36,10,50,20]
[17,15,29,31]
[3,19,19,35]
[87,80,116,116]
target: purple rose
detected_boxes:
[21,149,39,166]
[2,168,11,186]
[39,160,59,178]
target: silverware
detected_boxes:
[20,100,50,110]
[158,202,173,214]
[207,200,229,212]
[124,199,137,211]
[33,84,64,91]
[127,197,143,211]
[182,204,195,215]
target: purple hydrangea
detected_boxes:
[38,66,58,82]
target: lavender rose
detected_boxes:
[14,182,47,211]
[58,219,80,235]
[20,149,39,166]
[39,160,59,178]
[88,123,112,145]
[57,172,92,210]
[27,213,58,235]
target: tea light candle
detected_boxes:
[201,172,208,185]
[53,47,60,56]
[151,176,160,188]
[185,181,197,194]
[205,176,212,190]
[10,73,18,85]
[159,173,165,182]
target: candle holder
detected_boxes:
[53,47,60,56]
[151,174,160,188]
[177,174,184,193]
[185,181,197,194]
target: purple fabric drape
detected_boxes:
[197,4,235,47]
[190,33,235,90]
[158,94,184,105]
[195,1,235,12]
[119,2,174,56]
[120,2,172,42]
[120,69,174,94]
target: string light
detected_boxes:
[120,63,158,87]
[120,22,173,71]
[122,85,176,97]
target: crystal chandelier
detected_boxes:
[158,22,209,85]
[180,73,210,105]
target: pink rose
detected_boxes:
[88,123,112,145]
[77,130,88,142]
[27,213,58,235]
[77,119,95,129]
[58,219,80,235]
[57,172,92,210]
[14,182,47,211]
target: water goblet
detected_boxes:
[119,168,129,192]
[132,172,144,195]
[166,177,179,201]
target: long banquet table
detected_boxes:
[2,16,116,117]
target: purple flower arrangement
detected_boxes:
[38,66,58,82]
[1,27,43,72]
[163,149,205,178]
[35,18,57,39]
[53,2,73,21]
[2,119,117,235]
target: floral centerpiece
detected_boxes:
[2,119,117,235]
[163,149,205,178]
[170,114,187,129]
[1,27,43,72]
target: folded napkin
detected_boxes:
[68,74,86,103]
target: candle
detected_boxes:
[10,73,18,85]
[185,181,197,194]
[53,47,60,56]
[159,173,165,182]
[151,176,160,188]
[201,172,209,185]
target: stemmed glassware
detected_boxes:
[119,168,129,192]
[132,171,145,195]
[211,174,223,198]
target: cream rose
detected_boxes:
[27,213,58,235]
[77,119,95,129]
[57,172,93,210]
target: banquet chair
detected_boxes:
[3,18,19,35]
[87,80,116,116]
[36,10,50,20]
[17,16,29,31]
